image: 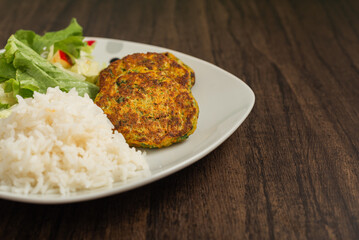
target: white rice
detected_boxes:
[0,87,149,195]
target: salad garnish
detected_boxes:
[0,18,101,114]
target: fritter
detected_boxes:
[98,52,195,89]
[94,71,199,148]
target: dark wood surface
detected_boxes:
[1,0,358,239]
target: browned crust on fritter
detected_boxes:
[95,71,199,148]
[98,52,195,89]
[163,52,195,87]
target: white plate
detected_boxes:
[0,37,255,204]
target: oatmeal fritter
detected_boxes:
[95,71,199,148]
[98,52,195,89]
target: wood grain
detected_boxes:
[0,0,358,239]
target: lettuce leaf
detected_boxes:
[0,102,10,110]
[14,18,85,60]
[0,54,16,81]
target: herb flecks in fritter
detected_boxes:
[95,71,198,148]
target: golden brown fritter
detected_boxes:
[98,52,195,89]
[95,71,199,148]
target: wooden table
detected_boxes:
[1,0,358,239]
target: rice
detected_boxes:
[0,87,149,195]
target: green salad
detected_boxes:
[0,18,100,115]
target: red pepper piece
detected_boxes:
[86,40,96,46]
[58,50,72,65]
[50,50,72,68]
